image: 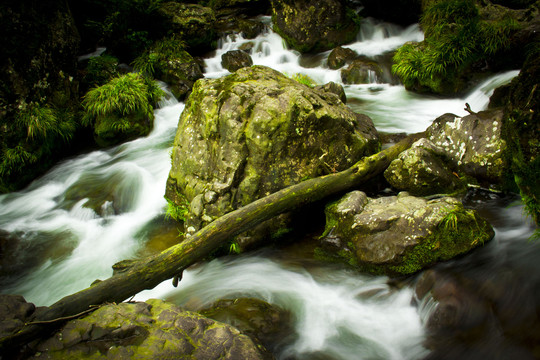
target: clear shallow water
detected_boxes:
[0,16,531,360]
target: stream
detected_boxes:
[0,16,537,360]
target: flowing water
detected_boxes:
[0,17,535,360]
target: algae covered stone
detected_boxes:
[34,299,267,359]
[384,138,465,196]
[270,0,360,53]
[427,110,507,186]
[320,191,494,276]
[166,65,379,245]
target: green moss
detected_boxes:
[387,207,493,275]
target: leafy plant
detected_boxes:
[392,0,522,93]
[85,55,120,87]
[229,242,241,254]
[291,73,316,87]
[82,72,163,125]
[0,145,37,177]
[165,196,190,223]
[16,102,75,141]
[132,36,191,78]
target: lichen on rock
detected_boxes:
[320,191,494,276]
[166,65,379,247]
[384,138,465,196]
[426,110,508,187]
[33,299,268,359]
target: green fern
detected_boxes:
[82,72,164,125]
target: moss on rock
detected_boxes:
[320,191,494,276]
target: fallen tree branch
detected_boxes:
[0,132,424,353]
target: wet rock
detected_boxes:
[314,81,347,103]
[426,110,507,186]
[0,294,36,340]
[500,47,540,225]
[200,297,293,354]
[384,138,465,196]
[327,46,357,70]
[358,0,421,26]
[158,2,217,53]
[321,191,494,276]
[238,19,266,39]
[341,58,383,84]
[34,299,268,359]
[210,0,271,17]
[270,0,360,53]
[221,50,254,72]
[166,65,379,248]
[416,269,540,359]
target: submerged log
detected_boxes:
[0,132,423,354]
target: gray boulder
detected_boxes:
[384,138,465,196]
[426,110,507,185]
[34,299,267,359]
[221,50,253,72]
[320,191,494,276]
[166,65,379,247]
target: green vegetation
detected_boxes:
[165,195,190,223]
[392,0,521,93]
[0,102,77,187]
[82,73,162,124]
[84,55,120,88]
[82,72,163,146]
[132,36,192,78]
[291,73,316,87]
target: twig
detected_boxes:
[24,305,101,326]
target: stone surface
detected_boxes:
[320,191,494,275]
[340,58,383,84]
[34,299,267,359]
[270,0,360,53]
[314,81,347,104]
[426,110,507,186]
[166,65,379,246]
[200,297,293,353]
[158,2,217,53]
[0,295,36,340]
[384,138,465,196]
[221,50,254,72]
[327,46,357,70]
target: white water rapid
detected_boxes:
[0,17,528,360]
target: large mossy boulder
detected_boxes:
[33,299,267,359]
[158,2,218,53]
[270,0,360,53]
[426,110,507,187]
[384,138,465,196]
[166,65,379,246]
[319,191,494,276]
